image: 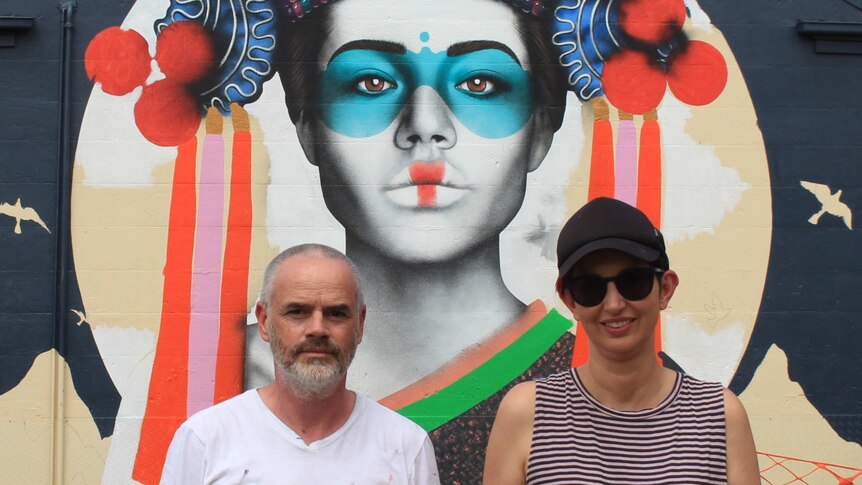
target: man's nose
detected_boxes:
[305,311,330,337]
[394,86,457,151]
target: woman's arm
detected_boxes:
[724,388,761,485]
[483,381,537,485]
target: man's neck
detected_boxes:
[258,380,357,445]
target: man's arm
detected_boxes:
[159,424,207,485]
[724,388,760,485]
[482,381,536,485]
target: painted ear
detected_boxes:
[526,108,555,173]
[295,114,319,167]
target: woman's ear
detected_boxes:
[557,277,580,319]
[659,269,680,310]
[526,108,555,173]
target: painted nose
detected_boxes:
[394,86,457,151]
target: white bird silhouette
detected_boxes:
[71,309,88,327]
[800,181,852,230]
[0,197,50,235]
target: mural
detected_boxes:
[0,0,860,483]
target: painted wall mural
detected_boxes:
[0,0,860,483]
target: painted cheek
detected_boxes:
[317,51,407,138]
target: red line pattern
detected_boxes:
[759,452,862,484]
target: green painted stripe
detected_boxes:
[397,309,573,431]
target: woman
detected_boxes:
[484,197,760,484]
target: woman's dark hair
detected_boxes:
[275,3,568,131]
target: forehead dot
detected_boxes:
[419,31,430,43]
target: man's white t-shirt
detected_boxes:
[160,389,440,485]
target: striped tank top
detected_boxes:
[527,369,726,485]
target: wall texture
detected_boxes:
[0,0,859,483]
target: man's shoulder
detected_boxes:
[182,389,260,430]
[356,394,429,437]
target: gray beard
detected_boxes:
[278,358,344,399]
[270,335,357,399]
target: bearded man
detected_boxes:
[161,244,440,484]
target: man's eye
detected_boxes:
[456,77,496,94]
[356,76,395,94]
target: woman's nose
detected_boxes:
[394,86,457,151]
[602,282,627,313]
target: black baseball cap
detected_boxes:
[557,197,669,278]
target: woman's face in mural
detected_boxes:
[297,0,554,263]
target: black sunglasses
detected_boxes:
[564,267,664,307]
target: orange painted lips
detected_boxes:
[409,161,445,208]
[385,160,468,209]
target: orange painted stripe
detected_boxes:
[637,119,662,227]
[570,321,590,368]
[380,300,548,410]
[588,119,615,201]
[574,115,617,367]
[214,130,252,403]
[133,138,198,485]
[636,118,663,358]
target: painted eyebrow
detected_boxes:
[446,41,522,66]
[327,40,407,66]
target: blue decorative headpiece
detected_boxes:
[154,0,690,112]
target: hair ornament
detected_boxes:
[508,0,551,16]
[283,0,336,19]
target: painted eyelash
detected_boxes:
[456,74,511,95]
[351,73,398,94]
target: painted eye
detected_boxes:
[356,76,395,94]
[457,77,496,94]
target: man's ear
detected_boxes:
[659,270,680,310]
[295,114,318,167]
[256,300,271,342]
[526,108,556,173]
[356,305,367,345]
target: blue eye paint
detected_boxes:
[317,46,534,139]
[420,31,430,43]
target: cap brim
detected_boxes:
[558,238,661,277]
